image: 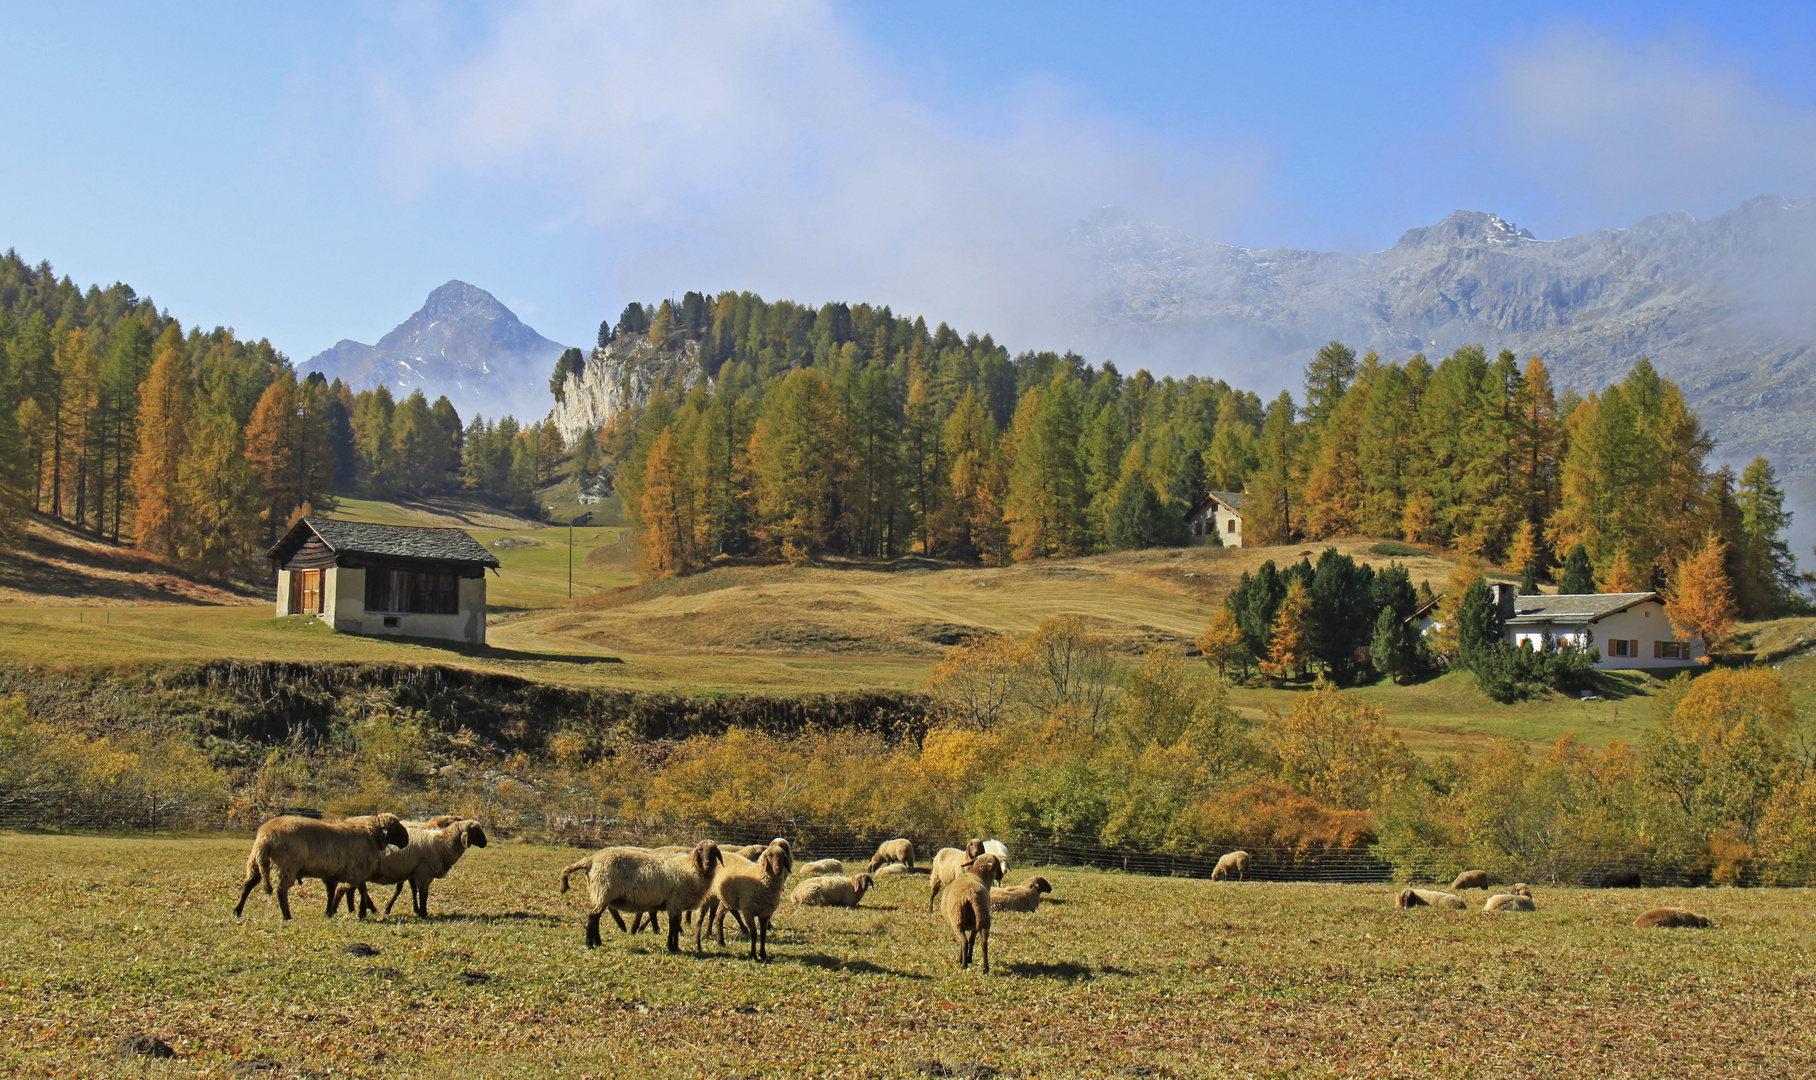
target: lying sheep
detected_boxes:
[940,853,1000,973]
[1396,888,1467,910]
[234,813,410,921]
[928,840,989,910]
[797,858,844,877]
[1483,892,1536,912]
[700,841,794,960]
[344,819,487,918]
[790,873,874,907]
[1601,870,1643,888]
[982,839,1011,875]
[1211,850,1250,881]
[873,862,913,876]
[990,876,1052,913]
[559,840,723,951]
[868,838,916,874]
[1450,870,1490,891]
[1635,907,1710,929]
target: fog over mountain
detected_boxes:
[1065,194,1816,545]
[302,281,567,425]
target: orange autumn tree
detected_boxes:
[1196,607,1249,680]
[1665,532,1738,660]
[128,334,192,557]
[1261,580,1314,682]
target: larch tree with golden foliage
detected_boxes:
[1261,580,1315,682]
[128,337,193,558]
[637,426,696,578]
[1665,532,1738,660]
[1196,607,1249,680]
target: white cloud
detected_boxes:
[366,0,1266,346]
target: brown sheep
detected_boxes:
[940,853,1000,972]
[1483,892,1536,912]
[1211,851,1250,881]
[867,837,916,874]
[798,858,845,877]
[927,840,990,910]
[790,873,874,907]
[990,876,1053,913]
[1396,888,1466,910]
[1635,907,1711,929]
[234,813,410,921]
[700,841,794,960]
[344,819,488,918]
[1450,870,1490,890]
[560,840,724,951]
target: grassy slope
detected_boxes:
[2,832,1809,1078]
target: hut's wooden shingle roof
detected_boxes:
[267,517,501,568]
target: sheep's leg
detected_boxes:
[383,882,407,916]
[414,878,430,918]
[664,908,684,954]
[234,866,261,917]
[322,877,342,918]
[980,925,990,974]
[586,911,604,948]
[609,908,629,933]
[729,910,750,936]
[356,884,379,918]
[275,870,297,921]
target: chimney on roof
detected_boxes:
[1490,582,1516,621]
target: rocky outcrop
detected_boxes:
[550,335,703,447]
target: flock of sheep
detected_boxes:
[231,815,1052,972]
[229,819,1711,972]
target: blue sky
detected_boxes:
[2,1,1812,362]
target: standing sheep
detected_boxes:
[990,876,1052,913]
[982,839,1011,875]
[700,841,794,961]
[559,839,723,951]
[1635,907,1710,928]
[940,853,1000,973]
[234,814,410,921]
[927,840,989,910]
[1211,851,1250,881]
[1450,870,1490,890]
[344,820,487,918]
[790,873,874,907]
[868,838,916,873]
[1601,870,1643,888]
[1395,888,1466,910]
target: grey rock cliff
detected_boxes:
[549,335,702,448]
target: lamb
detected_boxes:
[1635,907,1710,929]
[1450,870,1490,890]
[798,858,845,877]
[940,853,999,973]
[990,876,1052,912]
[345,819,487,918]
[699,841,794,960]
[1211,850,1250,881]
[559,839,723,951]
[867,838,916,873]
[1601,870,1643,888]
[1483,890,1536,912]
[790,873,874,907]
[234,813,410,921]
[928,840,990,910]
[1395,888,1466,910]
[982,839,1011,874]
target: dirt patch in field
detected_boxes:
[0,520,264,607]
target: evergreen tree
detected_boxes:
[648,300,676,350]
[351,387,398,497]
[750,367,846,561]
[1456,578,1504,672]
[175,381,259,580]
[1560,544,1595,594]
[1302,341,1357,429]
[1520,562,1539,595]
[1370,605,1422,685]
[597,318,616,350]
[1736,456,1799,616]
[1246,391,1301,544]
[1003,374,1087,559]
[550,346,585,400]
[616,302,650,337]
[1104,472,1169,550]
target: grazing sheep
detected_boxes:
[990,876,1053,913]
[234,813,410,921]
[700,841,794,960]
[1483,892,1536,912]
[798,858,844,877]
[345,820,487,918]
[559,840,723,951]
[790,873,874,907]
[1635,907,1710,929]
[1211,850,1250,881]
[982,839,1011,874]
[1395,888,1467,910]
[940,853,1000,973]
[928,840,990,910]
[1601,870,1643,888]
[1450,870,1490,891]
[867,838,916,874]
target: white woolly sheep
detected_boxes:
[234,813,410,921]
[345,819,487,918]
[940,853,999,972]
[982,839,1011,874]
[873,862,913,876]
[699,841,794,961]
[1483,892,1536,912]
[928,840,990,910]
[868,838,916,874]
[559,839,724,951]
[790,873,874,907]
[798,858,844,877]
[1211,850,1250,881]
[1395,888,1466,910]
[989,876,1052,913]
[1635,907,1710,928]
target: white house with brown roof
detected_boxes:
[267,517,501,645]
[1185,491,1244,547]
[1409,582,1704,670]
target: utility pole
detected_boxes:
[569,511,594,599]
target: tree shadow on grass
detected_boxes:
[1001,960,1135,981]
[793,953,930,979]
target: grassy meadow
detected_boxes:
[1,831,1810,1078]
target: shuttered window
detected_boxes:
[364,567,460,615]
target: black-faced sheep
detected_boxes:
[868,838,916,873]
[928,840,989,910]
[990,876,1052,913]
[1635,907,1710,928]
[1450,870,1490,890]
[798,858,844,877]
[1395,888,1466,910]
[559,839,723,951]
[790,873,874,907]
[1601,870,1643,888]
[940,853,999,973]
[1211,850,1250,881]
[234,813,410,921]
[345,819,487,918]
[700,841,794,960]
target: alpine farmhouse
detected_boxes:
[268,518,500,646]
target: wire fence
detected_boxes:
[4,799,1798,889]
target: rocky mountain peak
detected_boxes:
[1394,210,1537,250]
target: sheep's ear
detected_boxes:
[468,823,488,848]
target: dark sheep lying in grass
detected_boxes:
[234,813,410,921]
[1396,888,1466,910]
[1601,870,1643,888]
[1635,907,1710,928]
[1450,870,1490,890]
